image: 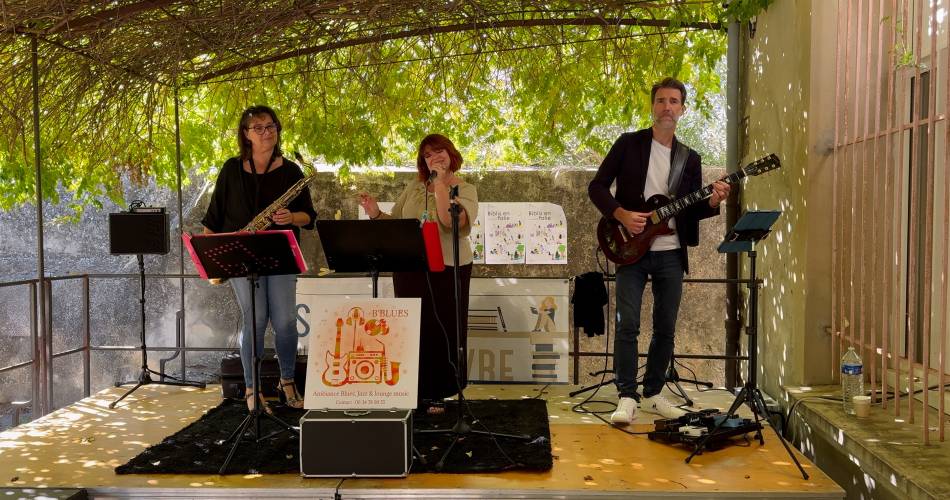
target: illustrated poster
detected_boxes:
[525,203,567,264]
[470,203,487,264]
[304,297,421,409]
[485,203,527,264]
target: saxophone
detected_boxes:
[209,153,317,285]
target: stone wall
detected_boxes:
[290,167,731,387]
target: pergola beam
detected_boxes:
[46,0,182,34]
[198,16,722,82]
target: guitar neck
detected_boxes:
[654,169,747,221]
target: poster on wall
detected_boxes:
[525,203,568,265]
[470,203,487,264]
[303,297,420,410]
[466,278,569,383]
[484,203,527,264]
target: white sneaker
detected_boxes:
[610,397,637,424]
[641,394,687,419]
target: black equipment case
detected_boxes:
[219,352,308,399]
[299,409,412,477]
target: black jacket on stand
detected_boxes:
[571,272,608,337]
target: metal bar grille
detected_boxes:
[833,0,950,442]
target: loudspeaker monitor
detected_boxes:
[300,409,411,477]
[109,209,170,255]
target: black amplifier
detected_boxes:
[109,208,169,255]
[299,409,412,477]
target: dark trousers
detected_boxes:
[393,264,472,403]
[614,250,684,399]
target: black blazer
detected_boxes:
[588,128,718,274]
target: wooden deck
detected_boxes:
[0,383,843,498]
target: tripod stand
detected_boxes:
[684,211,808,480]
[110,254,205,409]
[183,230,305,474]
[218,269,298,474]
[664,353,713,407]
[414,186,531,471]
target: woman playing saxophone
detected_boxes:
[201,105,316,413]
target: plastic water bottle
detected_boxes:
[841,347,864,415]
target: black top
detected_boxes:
[588,128,718,274]
[201,156,317,242]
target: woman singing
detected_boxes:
[358,134,478,414]
[202,105,316,413]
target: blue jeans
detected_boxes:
[614,250,684,399]
[230,274,299,387]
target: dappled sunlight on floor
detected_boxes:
[0,383,842,496]
[1,384,222,489]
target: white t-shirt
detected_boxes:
[645,140,681,251]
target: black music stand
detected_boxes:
[316,219,435,296]
[183,230,304,475]
[684,211,808,480]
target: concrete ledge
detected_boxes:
[784,385,950,500]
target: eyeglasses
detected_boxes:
[246,123,277,135]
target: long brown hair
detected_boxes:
[237,105,282,161]
[415,134,463,182]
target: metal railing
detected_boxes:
[0,273,204,421]
[832,0,949,443]
[1,271,749,426]
[570,275,752,383]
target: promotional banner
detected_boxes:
[296,277,395,353]
[304,297,421,410]
[466,278,570,383]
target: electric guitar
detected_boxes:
[596,154,781,266]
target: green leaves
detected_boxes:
[0,1,769,211]
[719,0,777,23]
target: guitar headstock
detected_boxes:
[743,154,781,177]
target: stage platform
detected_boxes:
[0,383,843,499]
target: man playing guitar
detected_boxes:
[588,77,730,424]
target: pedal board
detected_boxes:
[647,409,763,452]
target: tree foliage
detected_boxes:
[0,0,774,211]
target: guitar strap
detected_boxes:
[667,141,689,197]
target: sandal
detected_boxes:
[278,379,304,409]
[245,390,273,415]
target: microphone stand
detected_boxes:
[415,184,530,471]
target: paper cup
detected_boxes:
[853,395,871,417]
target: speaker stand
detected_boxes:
[110,254,205,409]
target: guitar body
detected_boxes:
[597,194,674,266]
[594,154,781,266]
